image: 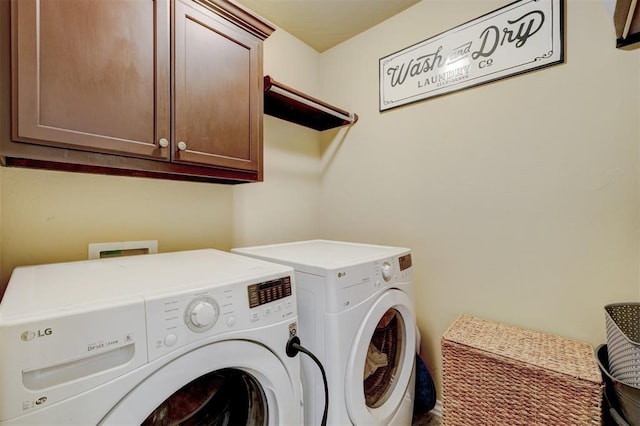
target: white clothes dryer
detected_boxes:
[0,249,303,425]
[233,240,417,426]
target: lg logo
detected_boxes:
[21,328,52,342]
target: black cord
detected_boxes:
[287,337,328,426]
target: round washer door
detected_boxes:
[345,289,416,425]
[100,340,299,425]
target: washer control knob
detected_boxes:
[381,262,392,282]
[185,297,219,332]
[191,302,216,327]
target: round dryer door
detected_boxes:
[99,341,300,425]
[345,289,416,425]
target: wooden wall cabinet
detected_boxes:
[4,0,273,183]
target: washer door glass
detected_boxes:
[142,368,266,426]
[100,340,299,425]
[363,308,404,408]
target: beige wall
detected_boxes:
[232,28,322,247]
[0,0,239,293]
[318,0,640,391]
[0,168,234,293]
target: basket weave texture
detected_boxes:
[441,315,603,426]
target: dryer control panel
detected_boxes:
[398,253,412,271]
[326,253,413,314]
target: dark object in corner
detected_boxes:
[414,354,437,415]
[595,344,639,426]
[263,76,358,131]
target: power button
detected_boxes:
[226,316,237,328]
[164,334,178,347]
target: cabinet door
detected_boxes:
[12,0,170,159]
[174,0,263,174]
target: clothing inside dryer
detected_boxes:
[363,308,405,408]
[141,368,267,426]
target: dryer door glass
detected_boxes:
[141,368,267,426]
[363,308,405,408]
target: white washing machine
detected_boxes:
[233,240,417,426]
[0,249,303,425]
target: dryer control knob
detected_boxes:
[185,298,219,332]
[381,262,392,282]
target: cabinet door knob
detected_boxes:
[158,138,169,148]
[177,141,187,151]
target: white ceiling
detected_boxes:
[234,0,421,52]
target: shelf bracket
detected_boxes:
[263,76,358,131]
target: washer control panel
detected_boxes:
[145,273,296,361]
[247,276,292,308]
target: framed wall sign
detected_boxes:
[379,0,565,111]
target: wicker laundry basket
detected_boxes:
[441,315,604,426]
